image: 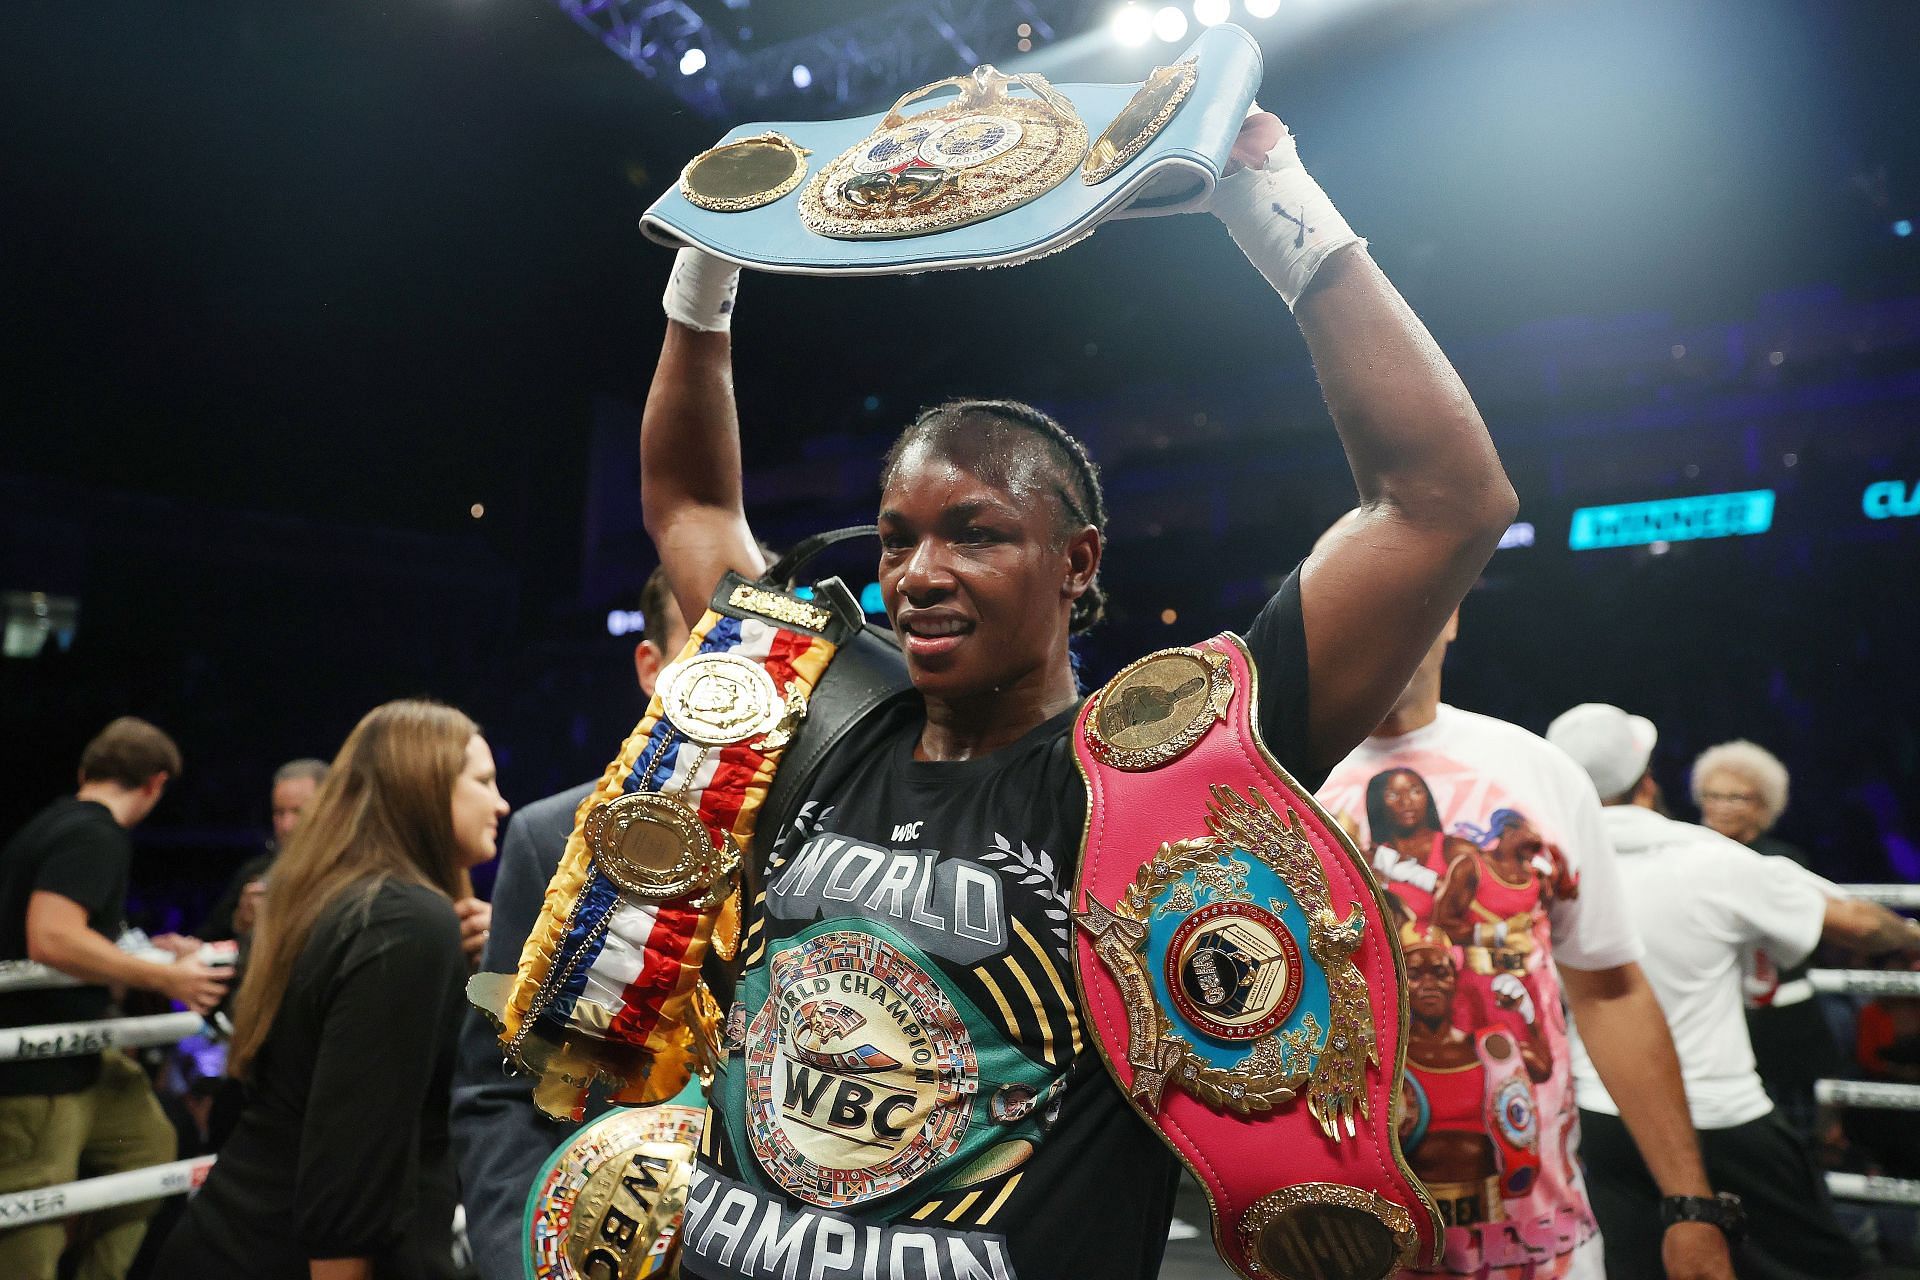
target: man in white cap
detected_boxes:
[1547,702,1920,1280]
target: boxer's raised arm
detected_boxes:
[641,250,769,628]
[1212,118,1517,772]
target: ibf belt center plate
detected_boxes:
[799,66,1088,240]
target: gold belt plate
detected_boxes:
[679,132,811,213]
[800,65,1088,240]
[1083,59,1198,186]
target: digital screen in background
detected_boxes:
[1569,490,1777,551]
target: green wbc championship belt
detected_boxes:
[716,916,1065,1216]
[1073,637,1442,1279]
[524,1090,705,1280]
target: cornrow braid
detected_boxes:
[882,398,1109,633]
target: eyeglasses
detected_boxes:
[1699,790,1761,807]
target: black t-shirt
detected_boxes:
[0,797,132,1096]
[154,878,467,1280]
[683,569,1314,1280]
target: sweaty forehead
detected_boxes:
[885,424,1058,506]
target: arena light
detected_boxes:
[606,609,647,637]
[1152,5,1190,41]
[1112,3,1153,46]
[1244,0,1280,17]
[1862,479,1920,520]
[1194,0,1231,24]
[678,46,707,76]
[1568,490,1776,551]
[791,63,812,89]
[1496,521,1535,550]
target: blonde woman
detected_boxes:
[156,700,508,1280]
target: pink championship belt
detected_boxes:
[1072,635,1441,1279]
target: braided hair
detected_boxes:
[880,398,1108,633]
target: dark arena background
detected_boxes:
[3,0,1919,1274]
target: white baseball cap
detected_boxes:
[1547,703,1658,801]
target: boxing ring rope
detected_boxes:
[1824,1174,1920,1208]
[1815,1079,1920,1111]
[1839,884,1920,909]
[1807,969,1920,998]
[0,951,172,994]
[0,1157,216,1228]
[0,1012,208,1062]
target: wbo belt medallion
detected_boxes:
[799,65,1088,239]
[1073,634,1442,1279]
[1076,788,1373,1129]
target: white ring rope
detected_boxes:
[0,931,235,995]
[1839,884,1920,909]
[1825,1172,1920,1207]
[0,1156,215,1227]
[1806,968,1920,998]
[0,949,173,994]
[0,1012,207,1062]
[1814,1079,1920,1112]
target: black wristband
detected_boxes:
[1660,1192,1745,1242]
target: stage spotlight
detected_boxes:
[1245,0,1280,17]
[1195,0,1231,24]
[1153,6,1189,41]
[679,47,707,76]
[1896,219,1914,237]
[1112,3,1153,45]
[791,63,812,89]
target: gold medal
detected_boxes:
[800,65,1087,239]
[583,791,739,901]
[658,652,784,746]
[1083,59,1198,186]
[679,132,811,212]
[1084,646,1233,770]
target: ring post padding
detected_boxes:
[1813,1079,1920,1111]
[1838,884,1920,909]
[0,1155,215,1226]
[0,1011,206,1062]
[1806,968,1920,998]
[1825,1173,1920,1207]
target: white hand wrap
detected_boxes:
[662,248,741,333]
[1209,121,1364,310]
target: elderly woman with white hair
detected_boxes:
[1692,740,1796,858]
[1693,739,1838,1139]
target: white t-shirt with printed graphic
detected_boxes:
[1318,704,1643,1280]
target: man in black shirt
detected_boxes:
[0,717,229,1280]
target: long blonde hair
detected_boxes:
[228,699,477,1079]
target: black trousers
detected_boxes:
[1579,1107,1865,1280]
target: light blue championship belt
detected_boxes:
[639,24,1262,275]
